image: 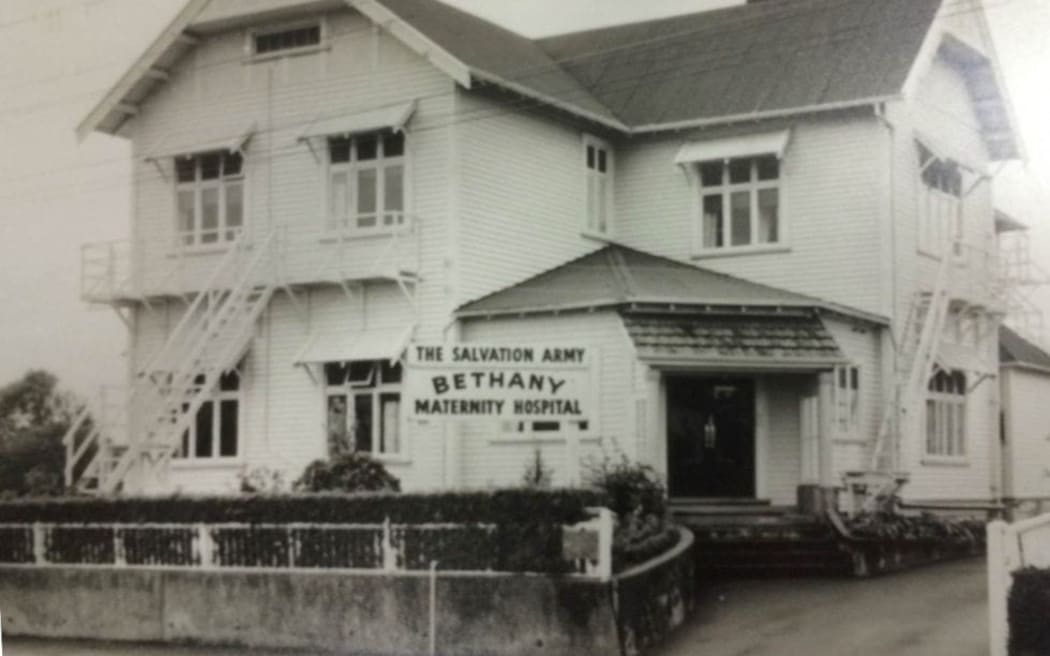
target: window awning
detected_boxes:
[674,129,792,165]
[299,101,416,141]
[294,324,415,366]
[143,123,256,161]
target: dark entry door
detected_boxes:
[667,377,755,498]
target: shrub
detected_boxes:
[294,453,401,493]
[238,466,288,495]
[584,453,666,519]
[521,448,553,489]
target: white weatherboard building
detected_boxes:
[68,0,1026,508]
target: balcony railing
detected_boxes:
[79,219,421,305]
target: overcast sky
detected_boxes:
[0,0,1047,400]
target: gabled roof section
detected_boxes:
[76,0,210,139]
[1000,325,1050,373]
[356,0,622,129]
[538,0,941,131]
[456,244,885,324]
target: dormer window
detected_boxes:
[175,151,244,248]
[583,135,613,235]
[251,22,323,58]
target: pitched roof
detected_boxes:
[537,0,940,129]
[622,312,845,367]
[79,0,1020,160]
[456,244,884,323]
[1000,325,1050,372]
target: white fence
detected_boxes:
[987,513,1050,656]
[0,508,614,581]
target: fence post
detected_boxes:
[382,518,396,571]
[197,524,214,570]
[987,519,1009,656]
[596,508,614,582]
[113,526,125,567]
[287,526,295,569]
[32,522,45,565]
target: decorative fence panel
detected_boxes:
[0,508,614,580]
[987,513,1050,656]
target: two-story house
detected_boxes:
[68,0,1022,511]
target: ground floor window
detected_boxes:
[834,365,860,434]
[925,369,966,457]
[324,360,402,458]
[177,369,240,459]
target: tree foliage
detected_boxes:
[0,370,81,497]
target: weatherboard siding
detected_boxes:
[126,7,454,321]
[614,115,886,317]
[454,90,603,308]
[1001,368,1050,501]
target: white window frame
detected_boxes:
[323,360,405,461]
[174,151,246,250]
[924,368,968,461]
[325,131,407,236]
[916,141,963,259]
[175,370,242,462]
[582,134,613,237]
[247,18,327,62]
[833,364,861,436]
[693,155,782,255]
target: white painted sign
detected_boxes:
[406,344,592,420]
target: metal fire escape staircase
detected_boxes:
[849,242,957,511]
[65,230,280,494]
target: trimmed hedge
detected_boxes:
[0,488,603,525]
[1009,568,1050,656]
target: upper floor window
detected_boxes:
[177,369,240,460]
[175,151,244,248]
[327,131,405,234]
[698,155,780,250]
[252,22,322,57]
[583,136,612,235]
[925,369,966,459]
[917,142,963,257]
[324,360,403,458]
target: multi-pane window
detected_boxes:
[324,360,402,457]
[925,369,966,458]
[252,23,322,56]
[327,131,405,233]
[917,143,963,257]
[584,136,612,234]
[175,151,244,248]
[177,370,240,460]
[698,155,780,250]
[834,365,860,434]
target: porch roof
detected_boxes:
[1000,325,1050,374]
[622,311,846,370]
[456,244,886,326]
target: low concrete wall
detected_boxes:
[0,566,619,655]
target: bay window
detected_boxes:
[175,151,244,248]
[327,131,405,233]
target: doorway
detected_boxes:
[666,376,756,498]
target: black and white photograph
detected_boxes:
[0,0,1049,654]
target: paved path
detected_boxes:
[655,557,989,656]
